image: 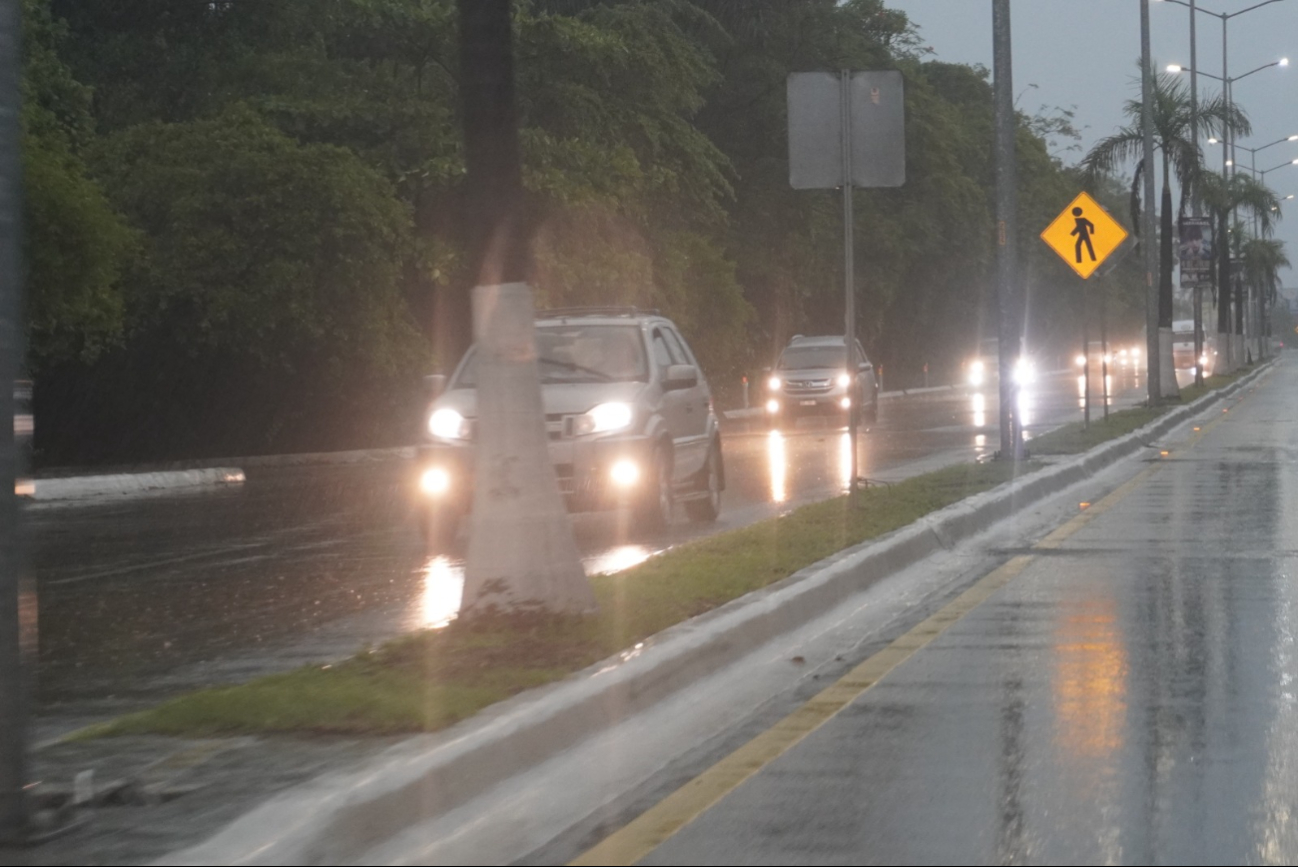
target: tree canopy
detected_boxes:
[29,0,1146,463]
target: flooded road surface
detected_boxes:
[29,365,1156,730]
[608,361,1298,865]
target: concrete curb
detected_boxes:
[159,364,1273,866]
[29,468,246,502]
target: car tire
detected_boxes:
[634,448,673,534]
[865,395,878,424]
[685,441,722,524]
[418,501,461,555]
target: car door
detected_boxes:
[650,327,697,483]
[662,326,710,478]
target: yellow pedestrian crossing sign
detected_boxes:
[1041,192,1128,279]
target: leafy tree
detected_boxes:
[23,0,136,368]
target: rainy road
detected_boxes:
[29,363,1151,731]
[556,359,1298,866]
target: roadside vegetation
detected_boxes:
[1027,369,1244,455]
[29,0,1148,465]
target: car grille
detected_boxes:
[785,378,832,394]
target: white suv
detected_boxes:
[416,308,724,548]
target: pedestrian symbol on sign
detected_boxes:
[1040,192,1128,280]
[1071,207,1096,264]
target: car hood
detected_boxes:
[432,380,650,419]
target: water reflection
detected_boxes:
[1017,389,1033,428]
[838,432,853,491]
[585,544,652,576]
[768,430,788,503]
[418,556,464,629]
[972,392,987,428]
[1053,597,1128,760]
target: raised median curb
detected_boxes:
[29,468,246,502]
[158,363,1273,866]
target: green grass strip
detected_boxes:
[78,366,1252,738]
[1027,370,1245,455]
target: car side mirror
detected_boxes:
[664,364,699,390]
[424,374,447,400]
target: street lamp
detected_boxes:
[1157,0,1291,368]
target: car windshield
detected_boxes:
[454,324,648,387]
[778,345,846,370]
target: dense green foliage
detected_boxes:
[29,0,1147,463]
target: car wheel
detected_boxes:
[418,501,461,555]
[865,395,878,424]
[634,448,673,534]
[685,442,722,524]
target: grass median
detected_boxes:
[1026,370,1243,455]
[78,367,1252,738]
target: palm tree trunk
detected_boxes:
[457,0,594,616]
[1159,162,1179,396]
[1216,209,1232,372]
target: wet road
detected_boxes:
[583,359,1298,865]
[29,364,1151,727]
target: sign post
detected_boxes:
[1042,192,1130,427]
[788,70,904,503]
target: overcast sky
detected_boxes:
[885,0,1298,290]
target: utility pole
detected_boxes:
[992,0,1022,459]
[0,0,26,844]
[1141,0,1162,404]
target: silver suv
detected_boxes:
[416,308,724,548]
[765,335,879,429]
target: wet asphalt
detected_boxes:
[28,365,1150,735]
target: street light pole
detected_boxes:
[1191,0,1205,384]
[1159,0,1290,371]
[0,0,26,845]
[993,0,1021,459]
[1142,0,1162,404]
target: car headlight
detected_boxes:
[836,373,851,388]
[768,376,781,391]
[574,402,634,436]
[429,408,469,440]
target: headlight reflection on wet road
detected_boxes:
[971,392,986,428]
[838,432,853,491]
[418,556,464,630]
[768,430,788,503]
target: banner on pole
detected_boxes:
[1178,216,1214,287]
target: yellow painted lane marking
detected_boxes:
[572,402,1238,866]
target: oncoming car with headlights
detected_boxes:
[416,308,724,548]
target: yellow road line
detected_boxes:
[572,400,1235,866]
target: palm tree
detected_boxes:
[1196,172,1279,367]
[1082,69,1249,393]
[1241,236,1290,357]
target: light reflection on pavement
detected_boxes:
[28,365,1170,731]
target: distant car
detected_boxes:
[965,338,1036,388]
[765,335,879,429]
[416,307,724,549]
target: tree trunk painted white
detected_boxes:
[1217,330,1234,374]
[462,283,595,615]
[1158,327,1179,398]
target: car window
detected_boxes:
[454,324,648,387]
[778,345,846,370]
[651,329,677,375]
[662,328,694,367]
